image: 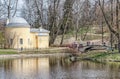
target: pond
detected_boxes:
[0,56,120,79]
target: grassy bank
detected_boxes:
[79,50,120,62]
[0,49,17,54]
[0,47,73,55]
[21,47,73,54]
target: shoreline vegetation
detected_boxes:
[0,48,120,63]
[77,50,120,63]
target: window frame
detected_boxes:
[20,38,23,45]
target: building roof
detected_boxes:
[38,33,49,36]
[6,17,30,27]
[30,27,50,33]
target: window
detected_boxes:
[20,38,23,45]
[10,39,13,45]
[28,39,30,45]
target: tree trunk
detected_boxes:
[82,26,89,41]
[101,0,104,44]
[8,0,11,19]
[60,0,75,45]
[60,21,68,45]
[101,21,104,44]
[75,19,79,41]
[48,0,60,45]
[110,0,113,49]
[116,0,120,53]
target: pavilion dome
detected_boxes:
[6,17,30,27]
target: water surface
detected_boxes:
[0,56,120,79]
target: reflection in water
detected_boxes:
[0,57,120,79]
[2,58,50,79]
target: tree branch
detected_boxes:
[98,0,119,38]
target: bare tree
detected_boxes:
[60,0,75,45]
[110,0,114,49]
[99,0,120,52]
[72,0,83,41]
[47,0,62,45]
[80,0,91,41]
[0,0,18,18]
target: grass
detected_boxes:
[79,50,120,63]
[67,27,90,35]
[0,47,72,55]
[0,51,17,54]
[0,49,17,55]
[96,53,120,62]
[0,51,17,55]
[14,47,72,54]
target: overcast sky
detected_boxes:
[18,0,23,9]
[16,0,23,17]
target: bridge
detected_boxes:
[67,44,113,62]
[78,45,112,52]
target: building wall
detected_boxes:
[38,35,49,48]
[5,27,49,49]
[5,27,32,49]
[30,33,49,49]
[30,33,38,49]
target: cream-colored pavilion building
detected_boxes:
[5,17,50,49]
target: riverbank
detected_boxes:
[78,50,120,62]
[0,53,71,59]
[1,48,120,63]
[0,47,73,54]
[0,49,17,54]
[0,47,74,59]
[21,47,76,54]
